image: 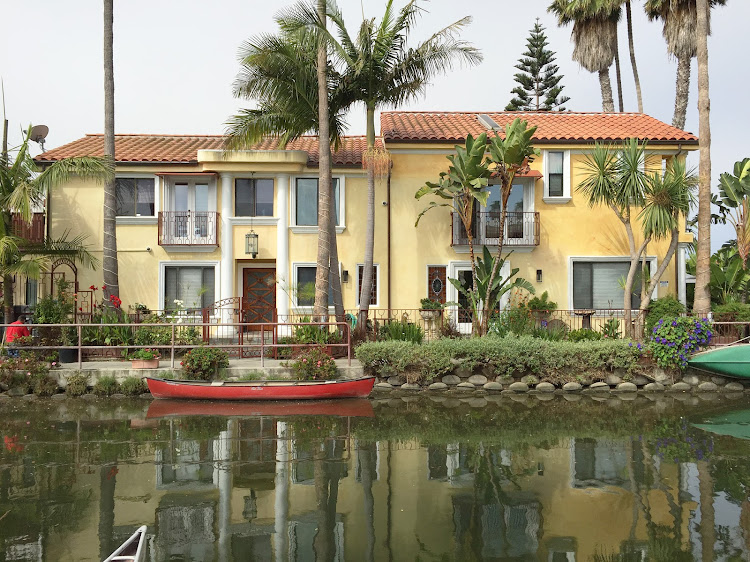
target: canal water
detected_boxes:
[2,394,750,561]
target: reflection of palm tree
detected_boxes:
[313,441,343,561]
[98,463,117,561]
[358,442,377,562]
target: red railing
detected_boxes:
[11,213,45,244]
[158,211,218,246]
[452,211,540,247]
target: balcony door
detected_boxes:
[484,183,525,243]
[173,181,210,239]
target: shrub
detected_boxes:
[649,316,712,370]
[489,307,533,336]
[356,336,643,383]
[181,346,230,381]
[645,296,686,334]
[378,320,424,344]
[65,372,89,397]
[567,328,602,342]
[526,291,558,312]
[289,347,338,381]
[33,375,59,396]
[600,317,621,339]
[120,376,147,396]
[712,301,750,322]
[93,375,120,396]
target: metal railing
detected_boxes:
[452,211,540,247]
[158,211,219,246]
[3,320,351,370]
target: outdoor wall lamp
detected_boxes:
[536,269,543,283]
[342,270,349,283]
[245,231,259,258]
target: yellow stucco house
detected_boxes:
[32,111,697,331]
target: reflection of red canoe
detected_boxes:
[146,376,375,401]
[146,398,375,419]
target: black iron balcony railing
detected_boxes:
[158,211,219,246]
[451,211,540,247]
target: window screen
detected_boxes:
[573,261,645,310]
[116,178,155,216]
[164,266,215,309]
[295,178,340,226]
[235,178,274,216]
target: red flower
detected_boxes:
[89,285,97,291]
[102,284,107,291]
[108,295,122,308]
[78,307,82,312]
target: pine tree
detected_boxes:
[506,19,570,111]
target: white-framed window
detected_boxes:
[235,178,273,217]
[356,264,379,307]
[160,262,217,311]
[291,176,344,230]
[292,263,335,308]
[569,257,656,310]
[543,149,571,203]
[116,176,157,217]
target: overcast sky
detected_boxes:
[2,0,746,249]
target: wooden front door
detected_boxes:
[243,268,276,326]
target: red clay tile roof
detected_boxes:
[380,111,698,144]
[35,134,375,167]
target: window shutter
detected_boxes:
[592,262,630,309]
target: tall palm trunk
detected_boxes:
[626,1,643,113]
[1,123,10,323]
[614,28,624,112]
[313,0,331,322]
[673,55,691,130]
[358,105,376,333]
[328,159,344,323]
[694,0,712,315]
[102,0,119,300]
[599,69,615,112]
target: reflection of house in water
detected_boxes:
[570,438,629,488]
[153,496,217,561]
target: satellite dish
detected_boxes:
[29,124,49,151]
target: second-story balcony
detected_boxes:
[11,213,46,245]
[452,211,540,247]
[158,211,219,248]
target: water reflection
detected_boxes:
[2,395,750,560]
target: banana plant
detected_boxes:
[718,158,750,267]
[447,246,535,331]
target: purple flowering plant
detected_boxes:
[649,316,712,370]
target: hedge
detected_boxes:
[355,335,643,383]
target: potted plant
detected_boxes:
[526,291,558,324]
[128,348,161,369]
[419,298,444,321]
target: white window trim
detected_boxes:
[290,175,346,233]
[355,263,380,308]
[542,149,571,204]
[115,173,160,223]
[164,175,217,212]
[233,176,276,220]
[567,255,658,312]
[158,260,219,313]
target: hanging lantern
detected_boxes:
[245,231,259,258]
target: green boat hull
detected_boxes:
[694,408,750,440]
[687,344,750,378]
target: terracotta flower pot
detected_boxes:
[131,358,160,369]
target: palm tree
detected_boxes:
[285,0,482,330]
[226,20,352,321]
[578,139,649,337]
[625,0,643,113]
[693,0,712,316]
[313,0,332,322]
[549,0,622,112]
[0,126,111,322]
[102,0,118,301]
[637,159,697,317]
[644,0,726,130]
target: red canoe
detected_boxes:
[145,376,375,401]
[146,398,375,418]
